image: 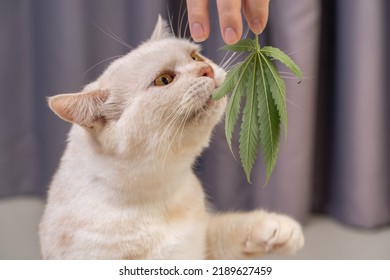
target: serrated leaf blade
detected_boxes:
[239,55,260,182]
[257,54,281,184]
[260,53,287,137]
[225,54,254,151]
[212,62,242,100]
[261,46,302,79]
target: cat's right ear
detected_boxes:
[150,15,172,41]
[48,90,109,129]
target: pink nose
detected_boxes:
[199,65,214,79]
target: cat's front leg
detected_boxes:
[206,211,304,259]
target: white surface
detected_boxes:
[0,197,389,259]
[0,197,44,259]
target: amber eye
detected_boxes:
[154,72,175,86]
[191,52,204,62]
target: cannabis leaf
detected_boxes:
[212,35,302,184]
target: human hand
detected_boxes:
[186,0,270,45]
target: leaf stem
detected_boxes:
[255,34,260,52]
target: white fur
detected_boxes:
[39,16,304,259]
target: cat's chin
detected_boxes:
[189,96,226,123]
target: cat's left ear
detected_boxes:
[48,90,109,129]
[150,15,172,41]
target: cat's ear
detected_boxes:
[150,15,172,41]
[48,90,109,128]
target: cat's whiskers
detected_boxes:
[279,73,315,81]
[155,101,185,132]
[200,102,211,116]
[220,52,244,71]
[167,1,189,39]
[167,103,189,141]
[105,25,134,50]
[219,28,249,70]
[83,55,124,76]
[282,41,315,57]
[159,103,186,135]
[157,95,198,172]
[178,6,188,38]
[153,114,178,170]
[183,21,190,40]
[161,107,189,166]
[167,8,177,37]
[154,103,188,171]
[159,112,186,171]
[219,51,233,69]
[276,71,314,109]
[176,105,194,150]
[94,23,133,50]
[286,98,300,109]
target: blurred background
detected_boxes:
[1,0,389,259]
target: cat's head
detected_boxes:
[48,16,227,162]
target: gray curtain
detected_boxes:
[328,0,390,227]
[1,0,389,229]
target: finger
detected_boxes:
[243,0,270,34]
[186,0,210,42]
[216,0,243,45]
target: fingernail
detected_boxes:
[191,23,206,42]
[250,19,263,34]
[224,27,238,45]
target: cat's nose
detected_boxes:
[199,65,214,79]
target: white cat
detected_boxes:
[39,16,304,259]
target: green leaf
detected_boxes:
[261,46,302,79]
[212,62,242,100]
[215,35,301,185]
[257,53,281,184]
[239,56,260,182]
[260,53,287,137]
[222,38,257,52]
[224,54,254,151]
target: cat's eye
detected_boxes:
[154,72,175,86]
[191,52,204,62]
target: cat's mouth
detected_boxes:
[190,95,222,121]
[199,82,225,111]
[201,96,214,110]
[185,80,225,122]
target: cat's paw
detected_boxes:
[244,213,304,256]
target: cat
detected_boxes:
[39,16,304,259]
